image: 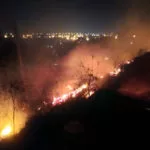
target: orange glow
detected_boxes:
[52,84,88,106]
[0,125,12,138]
[109,67,121,76]
[51,55,133,106]
[0,92,29,139]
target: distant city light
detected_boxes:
[2,32,135,42]
[66,36,70,40]
[22,34,33,39]
[86,37,89,41]
[4,34,8,38]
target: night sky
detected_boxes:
[0,0,149,32]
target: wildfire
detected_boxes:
[51,68,121,106]
[51,58,133,106]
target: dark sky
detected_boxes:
[0,0,149,32]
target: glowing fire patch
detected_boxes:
[0,125,12,138]
[109,68,121,76]
[52,84,88,106]
[85,91,95,98]
[0,92,28,140]
[52,68,122,106]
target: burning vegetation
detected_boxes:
[48,42,136,107]
[0,47,148,140]
[0,91,28,139]
[0,42,148,140]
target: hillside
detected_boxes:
[0,89,149,150]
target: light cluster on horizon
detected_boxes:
[3,32,120,41]
[2,32,138,45]
[21,32,112,41]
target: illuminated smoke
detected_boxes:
[49,34,146,106]
[50,42,132,106]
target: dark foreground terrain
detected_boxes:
[0,89,150,150]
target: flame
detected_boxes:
[0,92,28,139]
[0,125,12,138]
[109,67,121,76]
[85,91,95,98]
[52,84,88,106]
